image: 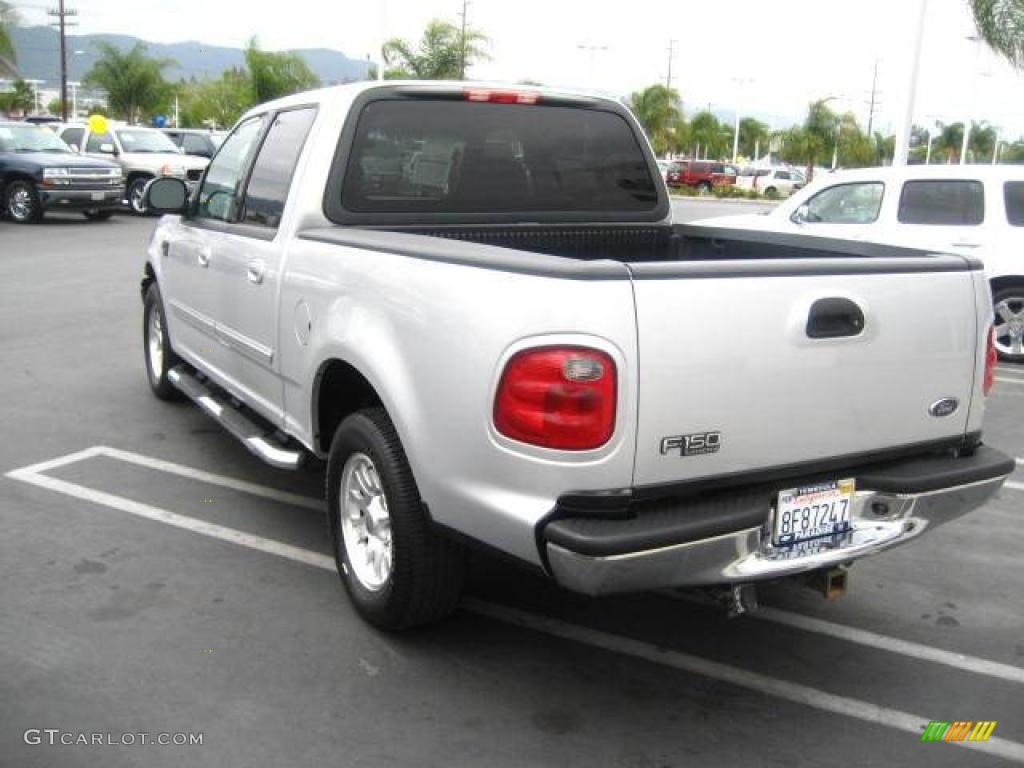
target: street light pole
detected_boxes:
[960,36,982,164]
[892,0,929,166]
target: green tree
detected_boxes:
[737,117,769,160]
[0,77,34,115]
[382,19,489,79]
[836,113,875,167]
[970,0,1024,68]
[627,84,683,157]
[244,38,319,104]
[83,42,173,123]
[1002,140,1024,162]
[801,98,837,179]
[934,121,965,163]
[177,69,252,128]
[689,111,727,159]
[969,120,998,161]
[873,131,896,165]
[0,1,17,76]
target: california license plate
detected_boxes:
[90,192,104,201]
[774,479,855,546]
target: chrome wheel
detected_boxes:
[7,184,34,221]
[129,179,148,214]
[147,305,164,381]
[994,295,1024,357]
[339,453,392,592]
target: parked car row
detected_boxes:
[1,121,214,222]
[692,164,1024,361]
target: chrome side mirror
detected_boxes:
[792,204,810,225]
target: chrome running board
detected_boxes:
[168,366,306,470]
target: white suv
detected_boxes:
[694,165,1024,362]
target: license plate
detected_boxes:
[773,479,854,546]
[90,192,104,201]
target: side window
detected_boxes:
[241,108,317,229]
[692,162,709,174]
[1005,181,1024,227]
[182,134,209,156]
[802,182,884,224]
[898,180,984,225]
[61,127,84,149]
[776,171,791,180]
[196,117,265,222]
[86,131,113,153]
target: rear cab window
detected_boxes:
[1005,181,1024,227]
[333,96,659,220]
[898,180,984,225]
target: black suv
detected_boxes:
[1,121,124,223]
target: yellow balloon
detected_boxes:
[87,114,108,134]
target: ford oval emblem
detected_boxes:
[928,398,960,418]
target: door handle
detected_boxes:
[197,247,211,268]
[247,259,266,285]
[806,297,865,339]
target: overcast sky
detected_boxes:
[15,0,1024,136]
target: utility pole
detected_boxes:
[665,40,677,91]
[893,0,928,166]
[48,0,78,122]
[458,0,471,80]
[866,59,880,136]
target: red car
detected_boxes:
[666,160,738,194]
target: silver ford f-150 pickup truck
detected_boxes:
[139,82,1014,629]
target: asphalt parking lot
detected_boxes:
[1,208,1022,767]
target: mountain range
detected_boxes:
[7,26,371,88]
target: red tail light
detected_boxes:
[983,326,997,396]
[464,88,539,105]
[494,346,616,450]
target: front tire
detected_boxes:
[128,176,152,215]
[143,283,183,400]
[327,408,465,630]
[697,182,712,196]
[992,284,1024,363]
[5,180,43,223]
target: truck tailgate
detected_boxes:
[628,254,980,487]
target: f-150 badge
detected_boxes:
[660,432,722,456]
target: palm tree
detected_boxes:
[970,0,1024,68]
[0,1,19,76]
[936,121,965,163]
[383,20,489,80]
[627,84,683,157]
[801,99,837,180]
[689,111,725,159]
[83,43,174,123]
[737,117,769,160]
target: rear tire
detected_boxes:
[5,180,43,223]
[327,408,465,630]
[697,182,712,196]
[764,186,779,198]
[143,283,183,400]
[992,284,1024,363]
[83,209,114,221]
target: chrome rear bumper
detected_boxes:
[546,472,1009,596]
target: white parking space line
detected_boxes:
[1007,481,1024,492]
[996,376,1024,385]
[9,448,1024,758]
[92,446,323,511]
[465,600,1024,764]
[755,607,1024,685]
[6,465,1024,763]
[5,468,335,571]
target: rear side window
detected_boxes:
[1005,181,1024,226]
[898,180,984,225]
[691,162,710,174]
[86,131,113,153]
[340,100,657,215]
[241,107,317,229]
